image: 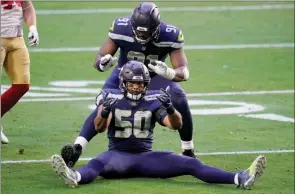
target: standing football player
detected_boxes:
[1,0,39,144]
[52,61,266,190]
[61,2,196,167]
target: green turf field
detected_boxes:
[1,2,294,194]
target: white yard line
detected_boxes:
[1,149,293,164]
[29,43,294,53]
[36,4,294,15]
[186,90,295,97]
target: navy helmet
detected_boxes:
[131,2,161,44]
[119,60,151,100]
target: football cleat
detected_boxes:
[51,154,78,188]
[182,149,196,158]
[238,155,266,189]
[61,144,82,167]
[1,126,9,144]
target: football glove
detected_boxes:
[98,54,117,72]
[28,25,39,47]
[148,60,176,80]
[156,87,175,114]
[61,144,82,168]
[100,92,118,118]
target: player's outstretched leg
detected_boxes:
[237,155,266,189]
[134,151,266,189]
[51,154,78,188]
[136,151,236,183]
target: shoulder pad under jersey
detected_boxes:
[95,89,124,105]
[153,22,184,49]
[108,17,135,43]
[144,90,162,101]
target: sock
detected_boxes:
[181,140,194,150]
[75,171,81,182]
[1,84,29,117]
[74,136,88,152]
[234,173,239,185]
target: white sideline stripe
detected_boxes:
[29,43,294,53]
[1,149,294,164]
[36,4,294,15]
[18,90,295,102]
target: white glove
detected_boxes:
[99,54,117,72]
[28,25,39,47]
[148,60,176,80]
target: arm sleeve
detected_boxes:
[155,105,168,126]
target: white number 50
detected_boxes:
[114,109,152,139]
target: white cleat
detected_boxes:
[239,155,267,189]
[51,154,78,188]
[1,126,9,144]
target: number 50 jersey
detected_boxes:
[96,89,168,152]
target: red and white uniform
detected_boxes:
[1,0,23,37]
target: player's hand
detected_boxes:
[157,86,175,114]
[99,54,118,72]
[100,92,118,118]
[28,25,39,47]
[148,60,176,80]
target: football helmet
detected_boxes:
[119,60,151,100]
[131,2,161,44]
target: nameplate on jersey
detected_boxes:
[153,41,183,49]
[144,94,161,101]
[108,32,134,43]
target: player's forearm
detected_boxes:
[94,115,108,133]
[172,66,189,82]
[22,2,37,29]
[167,111,182,130]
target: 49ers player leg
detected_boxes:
[1,37,30,144]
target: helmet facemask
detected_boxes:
[119,61,151,101]
[132,25,160,44]
[122,80,149,101]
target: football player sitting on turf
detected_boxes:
[60,2,197,165]
[51,60,266,189]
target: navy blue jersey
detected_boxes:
[108,16,184,70]
[96,89,168,152]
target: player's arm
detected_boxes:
[156,88,183,130]
[93,37,119,72]
[94,92,118,132]
[162,109,182,130]
[148,29,189,82]
[94,104,112,133]
[22,1,39,47]
[169,47,189,82]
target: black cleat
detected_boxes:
[182,149,196,158]
[61,144,82,168]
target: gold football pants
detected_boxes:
[1,37,30,84]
